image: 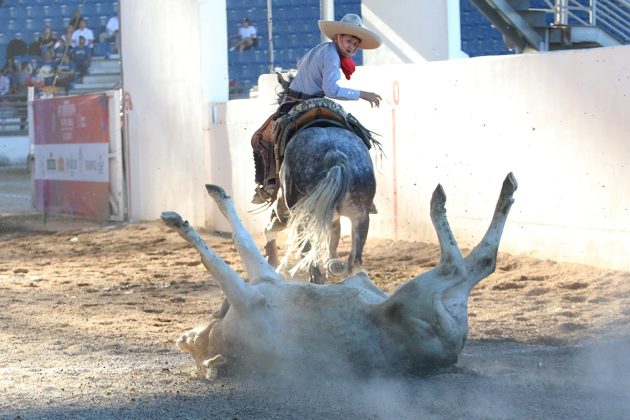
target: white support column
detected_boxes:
[107,89,125,221]
[320,0,334,42]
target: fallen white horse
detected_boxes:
[164,173,517,377]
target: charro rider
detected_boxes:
[251,13,383,204]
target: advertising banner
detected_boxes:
[33,93,111,220]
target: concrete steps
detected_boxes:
[69,56,122,95]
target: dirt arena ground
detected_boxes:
[1,166,629,419]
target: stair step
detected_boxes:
[507,0,531,12]
[89,59,122,73]
[69,85,120,95]
[82,74,121,84]
[520,10,548,27]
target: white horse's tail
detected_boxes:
[279,159,348,277]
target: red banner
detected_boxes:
[33,93,111,220]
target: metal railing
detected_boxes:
[538,0,630,42]
[0,94,28,136]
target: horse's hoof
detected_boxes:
[326,259,347,277]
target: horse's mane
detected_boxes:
[275,72,294,105]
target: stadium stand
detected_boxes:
[0,0,120,76]
[0,0,121,135]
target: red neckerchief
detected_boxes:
[339,55,356,80]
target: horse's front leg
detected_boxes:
[263,212,283,268]
[264,194,290,268]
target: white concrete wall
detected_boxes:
[118,2,630,270]
[210,45,630,271]
[120,0,227,225]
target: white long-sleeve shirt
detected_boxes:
[71,28,94,47]
[288,42,359,100]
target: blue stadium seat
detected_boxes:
[274,6,295,20]
[59,4,70,17]
[101,2,117,16]
[9,7,26,19]
[229,0,251,9]
[27,6,45,18]
[303,32,318,47]
[93,41,111,57]
[251,48,266,64]
[273,20,290,33]
[80,3,93,15]
[286,34,299,47]
[4,18,16,31]
[43,4,63,18]
[227,8,240,23]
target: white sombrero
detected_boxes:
[318,13,382,50]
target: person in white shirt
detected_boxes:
[99,15,120,53]
[71,19,94,48]
[229,17,257,52]
[0,69,11,96]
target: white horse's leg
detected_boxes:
[161,211,259,315]
[430,184,466,277]
[463,173,518,289]
[205,185,278,283]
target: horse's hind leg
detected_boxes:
[328,219,341,260]
[347,213,370,275]
[326,219,348,278]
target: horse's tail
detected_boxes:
[279,153,348,277]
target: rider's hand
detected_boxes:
[359,91,382,108]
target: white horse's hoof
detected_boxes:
[326,259,347,277]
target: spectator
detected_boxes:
[55,24,76,57]
[0,69,10,96]
[71,36,91,82]
[38,26,57,56]
[35,50,58,87]
[69,9,83,30]
[72,19,95,49]
[14,62,34,94]
[229,17,257,52]
[1,57,18,75]
[54,55,76,93]
[6,38,28,59]
[1,57,18,93]
[98,14,120,54]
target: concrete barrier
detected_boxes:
[209,45,630,271]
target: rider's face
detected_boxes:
[335,34,361,57]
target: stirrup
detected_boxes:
[251,184,275,204]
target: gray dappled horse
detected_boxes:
[266,124,377,284]
[263,76,379,283]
